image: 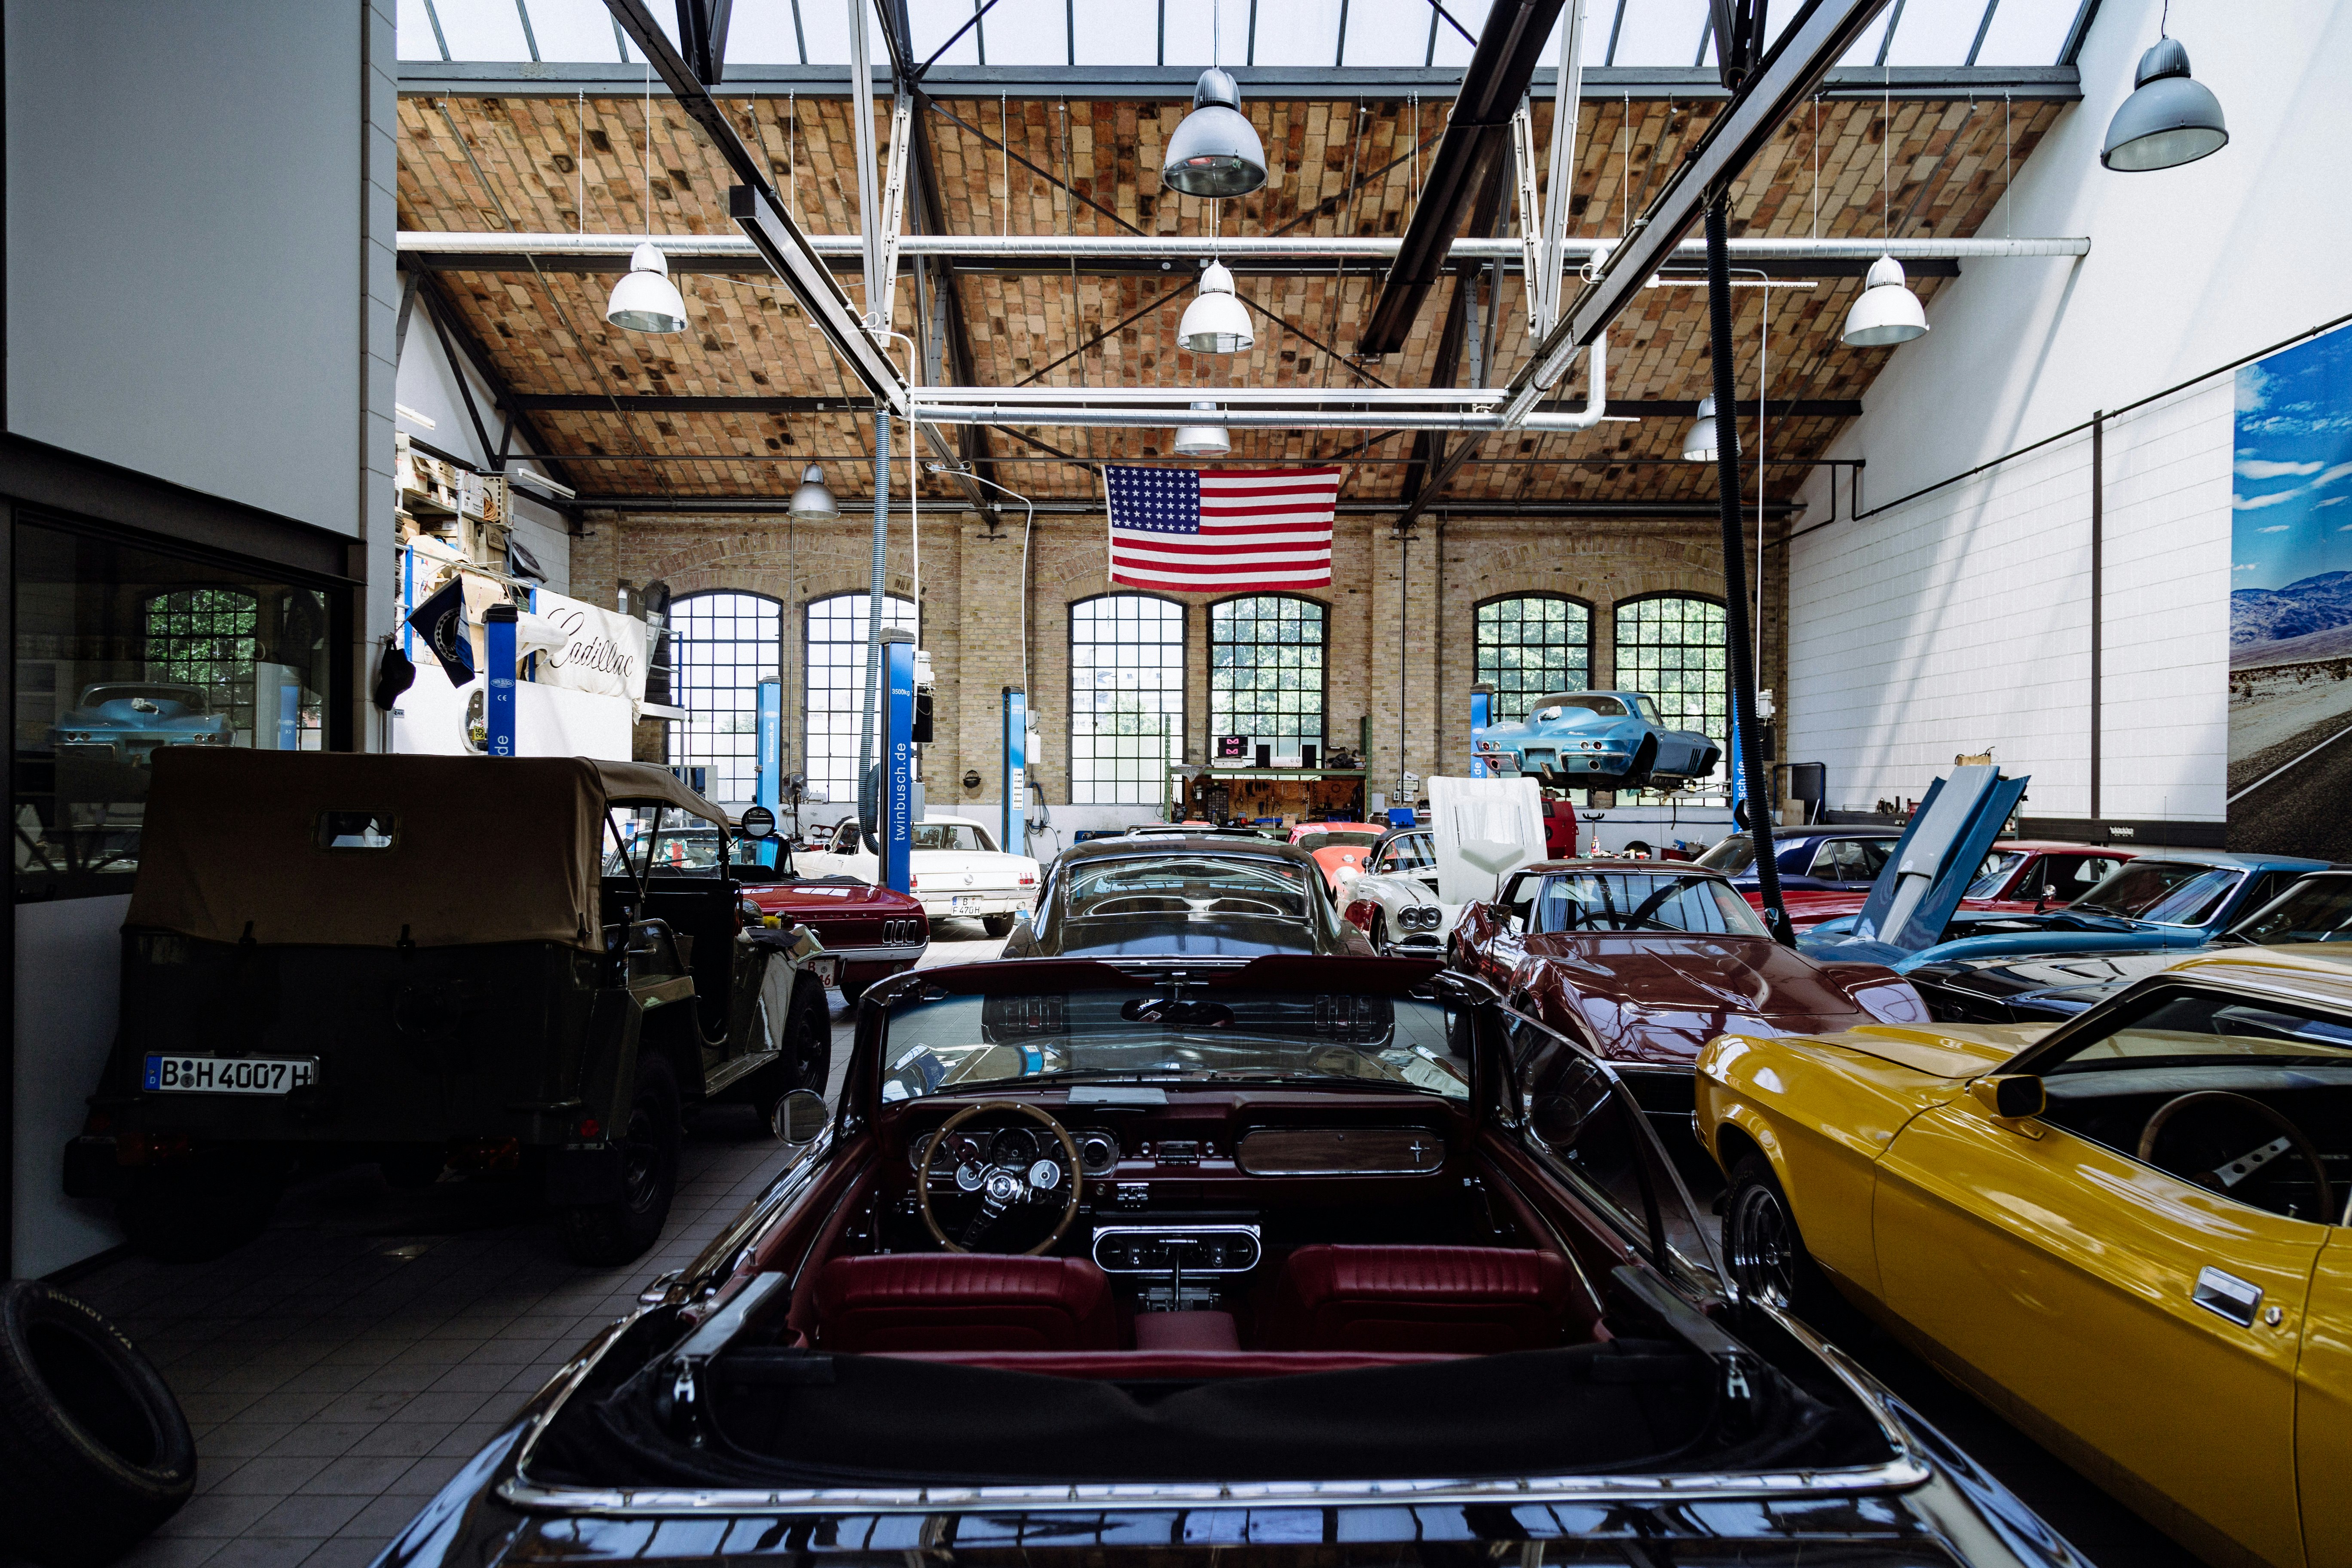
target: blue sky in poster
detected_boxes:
[2233,325,2352,591]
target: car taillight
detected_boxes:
[910,876,919,889]
[1019,873,1035,886]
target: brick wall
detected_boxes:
[574,507,1781,811]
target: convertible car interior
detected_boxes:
[529,962,1896,1491]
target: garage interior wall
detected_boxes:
[1788,0,2352,836]
[6,0,397,1277]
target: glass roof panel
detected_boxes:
[1427,1,1494,69]
[1605,0,1706,66]
[723,3,804,64]
[1162,0,1256,68]
[1972,0,2077,66]
[398,0,447,59]
[1072,1,1158,65]
[1880,0,1994,66]
[1835,9,1893,65]
[796,0,879,66]
[902,0,984,66]
[1342,0,1439,66]
[518,0,631,62]
[978,0,1071,66]
[419,0,531,61]
[1250,0,1345,67]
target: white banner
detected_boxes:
[529,588,647,703]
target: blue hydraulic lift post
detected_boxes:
[483,603,518,757]
[1469,683,1493,779]
[755,675,783,867]
[1003,686,1026,857]
[883,630,915,894]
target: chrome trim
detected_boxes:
[1090,1223,1262,1275]
[823,943,931,964]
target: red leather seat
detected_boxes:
[1262,1245,1574,1354]
[813,1254,1118,1353]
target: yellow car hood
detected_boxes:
[1822,1021,2055,1081]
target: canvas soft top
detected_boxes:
[125,750,728,951]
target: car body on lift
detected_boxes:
[46,681,235,763]
[1908,867,2352,1024]
[1001,836,1374,958]
[376,954,2091,1568]
[61,751,833,1266]
[1338,823,1460,953]
[1697,945,2352,1568]
[1449,859,1928,1125]
[795,812,1041,936]
[1474,689,1721,790]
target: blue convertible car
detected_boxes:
[47,682,234,763]
[1476,689,1721,790]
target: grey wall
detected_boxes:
[6,1,365,535]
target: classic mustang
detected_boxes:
[796,812,1041,936]
[1448,859,1928,1121]
[1001,837,1373,958]
[1475,689,1721,791]
[378,956,2090,1568]
[1698,945,2352,1568]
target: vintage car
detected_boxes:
[1338,824,1458,953]
[1001,836,1374,958]
[796,812,1040,936]
[1907,867,2352,1025]
[376,955,2092,1568]
[61,751,834,1266]
[1287,819,1383,891]
[1697,945,2352,1568]
[1804,849,2333,974]
[1701,833,2136,932]
[1475,689,1721,790]
[1450,859,1928,1121]
[46,681,235,762]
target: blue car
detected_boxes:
[1475,689,1721,790]
[47,682,234,763]
[1692,825,1907,895]
[1803,848,2333,976]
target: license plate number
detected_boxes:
[950,896,983,913]
[142,1055,318,1095]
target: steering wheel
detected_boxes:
[2137,1090,2334,1223]
[916,1099,1084,1255]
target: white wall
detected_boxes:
[12,898,128,1277]
[1788,0,2352,821]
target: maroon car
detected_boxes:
[742,870,928,1005]
[1450,858,1927,1121]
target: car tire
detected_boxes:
[981,913,1016,938]
[1721,1156,1843,1327]
[116,1148,284,1264]
[557,1055,680,1266]
[1623,736,1658,792]
[1368,912,1391,954]
[837,977,865,1008]
[0,1280,196,1567]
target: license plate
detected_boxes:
[950,896,983,913]
[142,1055,318,1095]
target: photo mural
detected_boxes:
[2229,322,2352,856]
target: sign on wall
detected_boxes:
[530,588,648,704]
[2229,324,2352,856]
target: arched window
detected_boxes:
[1475,594,1591,722]
[1070,594,1185,805]
[1210,595,1326,751]
[143,588,261,735]
[667,591,781,802]
[804,591,917,808]
[1613,594,1727,789]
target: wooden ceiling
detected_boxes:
[398,87,2064,508]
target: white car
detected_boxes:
[796,813,1040,936]
[1336,825,1464,954]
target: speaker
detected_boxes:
[1255,744,1271,768]
[1300,743,1318,769]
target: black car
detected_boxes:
[1908,867,2352,1023]
[374,956,2090,1568]
[1000,836,1375,957]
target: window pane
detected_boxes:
[1613,596,1727,796]
[1072,594,1184,806]
[1476,595,1591,722]
[1210,595,1325,750]
[666,592,779,805]
[801,592,917,809]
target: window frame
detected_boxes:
[801,589,919,812]
[1610,590,1729,795]
[1066,591,1188,807]
[665,588,784,805]
[1207,592,1330,753]
[1474,591,1595,724]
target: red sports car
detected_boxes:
[1449,858,1928,1121]
[1724,839,2138,932]
[741,870,929,1005]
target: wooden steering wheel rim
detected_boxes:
[916,1098,1084,1256]
[2137,1088,2334,1222]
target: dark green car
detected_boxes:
[63,750,832,1265]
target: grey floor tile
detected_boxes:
[105,1532,228,1568]
[259,1421,377,1459]
[344,1422,455,1458]
[301,1453,423,1496]
[200,1421,299,1458]
[387,1453,473,1496]
[211,1453,331,1496]
[252,1493,370,1539]
[312,1389,415,1423]
[337,1493,432,1541]
[153,1490,283,1539]
[300,1537,394,1568]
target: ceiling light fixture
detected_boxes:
[2102,36,2228,172]
[1682,396,1718,462]
[789,464,840,520]
[1162,68,1268,199]
[1173,403,1231,457]
[1178,262,1254,354]
[1841,254,1929,347]
[607,64,686,334]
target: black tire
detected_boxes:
[116,1148,283,1264]
[837,977,865,1008]
[1623,736,1659,793]
[1721,1156,1842,1327]
[0,1280,196,1566]
[981,913,1016,938]
[557,1055,681,1266]
[1368,912,1391,955]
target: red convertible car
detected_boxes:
[1701,833,2136,933]
[735,839,929,1004]
[1450,858,1929,1119]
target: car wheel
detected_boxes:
[557,1055,681,1266]
[1623,736,1658,792]
[117,1148,285,1264]
[837,977,865,1008]
[981,913,1016,938]
[1368,912,1390,954]
[1722,1156,1841,1326]
[0,1280,196,1566]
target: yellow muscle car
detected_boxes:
[1695,944,2352,1568]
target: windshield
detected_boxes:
[1538,694,1626,719]
[2232,877,2352,943]
[1066,855,1313,923]
[1964,849,2028,900]
[879,987,1471,1102]
[2073,861,2243,925]
[914,821,997,852]
[1295,831,1380,853]
[603,806,735,877]
[1535,872,1769,936]
[1694,835,1755,875]
[2046,988,2352,1075]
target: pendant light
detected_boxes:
[1162,68,1267,199]
[1841,85,1926,349]
[789,464,840,521]
[2102,37,2228,172]
[607,66,687,335]
[1173,403,1230,458]
[1681,396,1718,462]
[1178,262,1253,354]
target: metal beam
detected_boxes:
[505,392,1860,417]
[409,269,582,499]
[570,494,1799,518]
[399,61,2080,103]
[673,0,733,84]
[1360,0,1567,357]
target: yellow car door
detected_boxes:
[2298,1230,2352,1568]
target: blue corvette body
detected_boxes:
[47,682,234,762]
[1475,689,1721,790]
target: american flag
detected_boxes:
[1103,465,1340,594]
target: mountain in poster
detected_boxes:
[2230,569,2352,659]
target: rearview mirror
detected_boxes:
[740,804,777,840]
[773,1087,829,1145]
[1969,1074,2045,1120]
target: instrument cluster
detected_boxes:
[909,1123,1124,1184]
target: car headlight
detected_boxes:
[1335,865,1360,883]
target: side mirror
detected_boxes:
[773,1087,829,1146]
[1969,1074,2046,1120]
[740,805,776,840]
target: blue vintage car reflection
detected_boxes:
[47,683,234,763]
[1477,689,1721,790]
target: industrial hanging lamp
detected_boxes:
[607,66,687,334]
[2102,37,2228,171]
[1682,396,1718,462]
[789,464,840,520]
[1841,84,1926,349]
[1172,403,1231,458]
[1162,68,1268,198]
[1178,262,1254,354]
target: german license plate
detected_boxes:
[142,1055,318,1095]
[950,895,983,914]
